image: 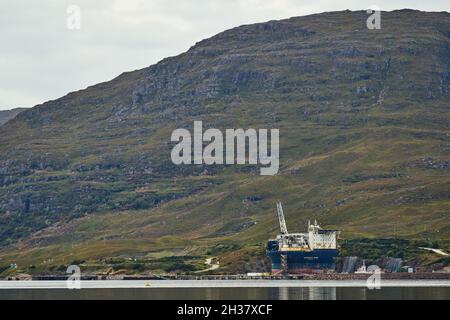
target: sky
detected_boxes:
[0,0,449,110]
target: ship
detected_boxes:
[267,202,340,274]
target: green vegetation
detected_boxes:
[341,238,448,260]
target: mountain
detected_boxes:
[0,10,449,274]
[0,108,27,126]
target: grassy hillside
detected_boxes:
[0,10,449,274]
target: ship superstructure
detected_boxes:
[267,202,340,274]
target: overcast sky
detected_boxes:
[0,0,448,110]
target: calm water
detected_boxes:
[0,287,449,300]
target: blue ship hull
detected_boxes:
[267,247,339,274]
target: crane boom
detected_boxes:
[276,202,289,235]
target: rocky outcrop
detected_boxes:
[0,108,26,126]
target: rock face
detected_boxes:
[0,10,449,253]
[0,108,26,126]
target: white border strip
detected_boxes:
[0,280,449,289]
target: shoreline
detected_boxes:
[1,279,450,290]
[19,272,450,281]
